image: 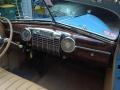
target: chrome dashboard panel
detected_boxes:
[28,27,62,56]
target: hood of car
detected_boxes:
[57,14,119,41]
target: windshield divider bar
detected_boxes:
[42,0,56,24]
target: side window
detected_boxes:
[0,0,53,20]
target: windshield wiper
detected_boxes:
[42,0,56,24]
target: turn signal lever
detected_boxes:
[4,38,23,49]
[11,41,23,49]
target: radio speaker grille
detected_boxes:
[31,28,61,56]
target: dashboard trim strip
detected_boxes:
[75,46,111,55]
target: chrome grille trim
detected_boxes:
[28,27,61,56]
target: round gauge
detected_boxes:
[21,29,31,41]
[61,37,75,53]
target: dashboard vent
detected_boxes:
[31,28,61,56]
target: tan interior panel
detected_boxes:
[0,67,47,90]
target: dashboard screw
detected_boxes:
[90,53,94,57]
[62,56,67,59]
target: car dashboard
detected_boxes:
[1,0,120,66]
[4,21,118,65]
[0,1,120,90]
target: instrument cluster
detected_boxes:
[20,27,77,56]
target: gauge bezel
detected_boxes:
[61,37,75,53]
[21,28,31,41]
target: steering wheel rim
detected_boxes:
[0,17,13,58]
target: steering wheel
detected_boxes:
[0,17,13,58]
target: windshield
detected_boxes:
[0,0,119,22]
[0,0,87,21]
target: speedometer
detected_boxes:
[21,28,31,41]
